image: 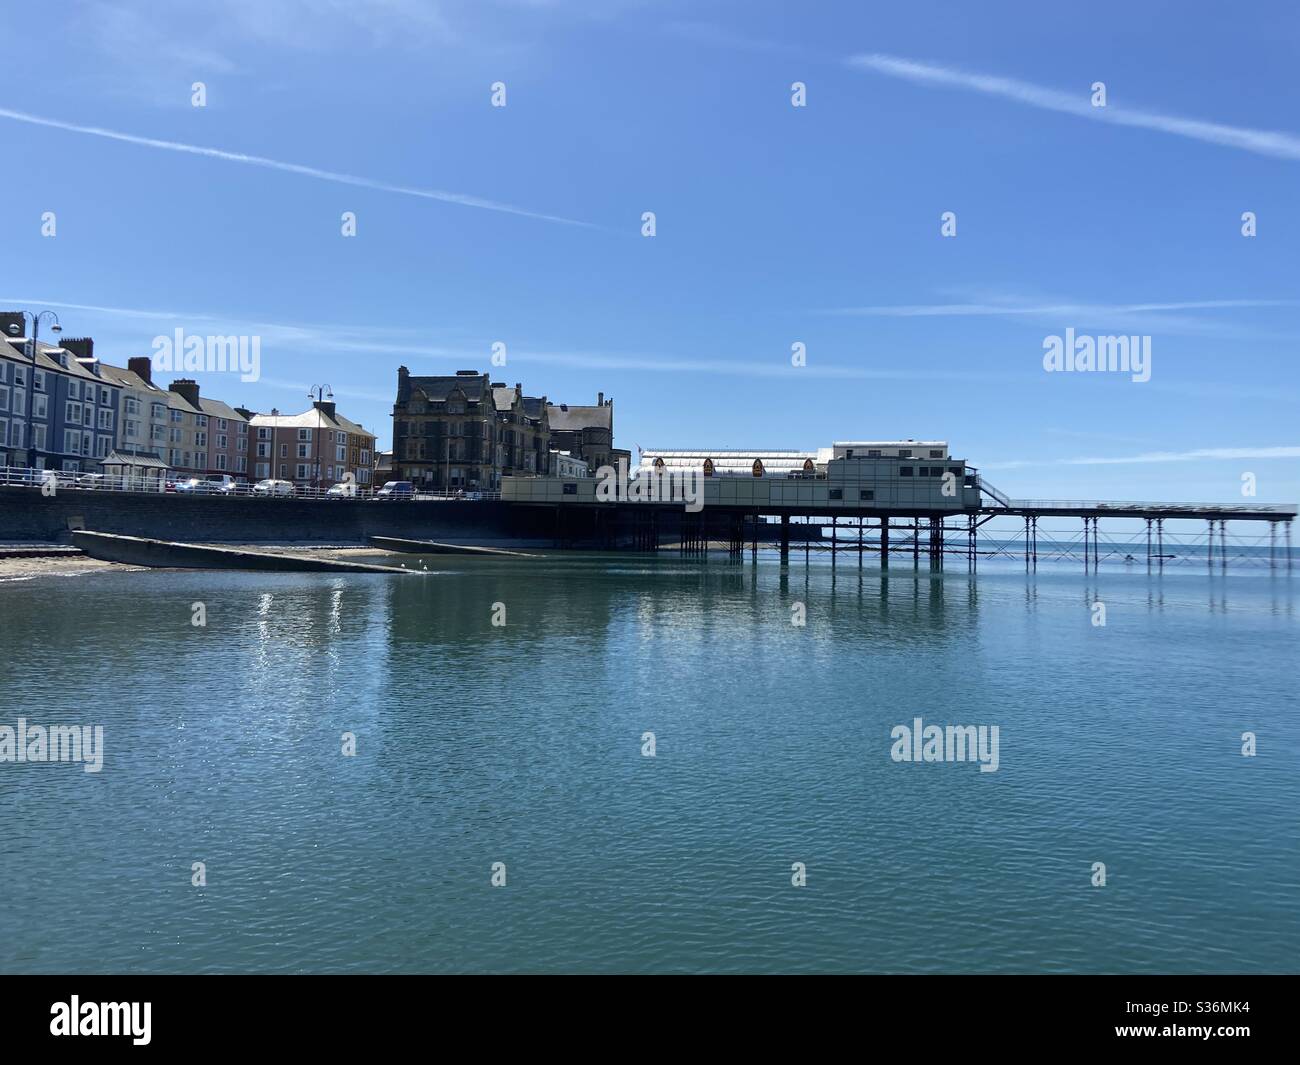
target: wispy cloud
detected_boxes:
[817,296,1299,340]
[1,295,1019,384]
[1062,446,1300,466]
[848,54,1300,162]
[819,299,1297,318]
[984,446,1300,470]
[0,107,595,228]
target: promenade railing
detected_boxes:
[0,466,500,503]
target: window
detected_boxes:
[900,466,913,476]
[929,449,944,458]
[829,488,843,500]
[63,429,81,453]
[298,429,311,441]
[196,415,208,428]
[96,436,111,458]
[562,482,577,495]
[65,402,82,423]
[83,405,93,426]
[297,444,309,458]
[256,443,269,458]
[280,444,287,458]
[98,409,113,430]
[31,424,45,450]
[0,418,7,446]
[32,395,47,419]
[151,403,166,420]
[950,467,963,477]
[929,466,943,477]
[100,388,110,405]
[257,427,270,440]
[898,449,912,458]
[68,380,81,400]
[844,450,854,459]
[151,425,165,441]
[279,464,287,478]
[15,367,26,387]
[237,422,247,435]
[195,432,207,447]
[217,418,227,430]
[860,489,874,500]
[125,397,139,416]
[0,386,8,412]
[296,464,308,480]
[867,449,882,457]
[170,428,182,443]
[336,445,346,461]
[236,456,247,473]
[217,435,227,449]
[124,419,138,438]
[256,462,269,478]
[170,409,183,423]
[216,454,228,470]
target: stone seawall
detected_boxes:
[0,486,535,544]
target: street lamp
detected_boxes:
[6,310,61,470]
[308,384,333,491]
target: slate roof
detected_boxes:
[547,403,611,431]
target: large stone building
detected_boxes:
[546,393,628,474]
[392,368,550,490]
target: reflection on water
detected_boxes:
[0,553,1296,973]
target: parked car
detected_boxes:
[375,480,414,499]
[326,482,356,499]
[74,473,108,489]
[253,478,295,497]
[172,477,204,493]
[198,475,238,495]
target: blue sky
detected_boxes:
[1,0,1297,503]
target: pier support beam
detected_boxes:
[780,514,790,562]
[880,518,889,569]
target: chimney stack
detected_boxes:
[61,337,95,365]
[128,356,153,385]
[170,378,201,406]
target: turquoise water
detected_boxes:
[1,553,1296,973]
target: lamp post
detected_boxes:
[308,384,333,491]
[5,310,61,471]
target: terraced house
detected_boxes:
[0,324,121,474]
[244,401,376,488]
[169,379,249,478]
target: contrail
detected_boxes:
[0,105,596,227]
[848,54,1300,162]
